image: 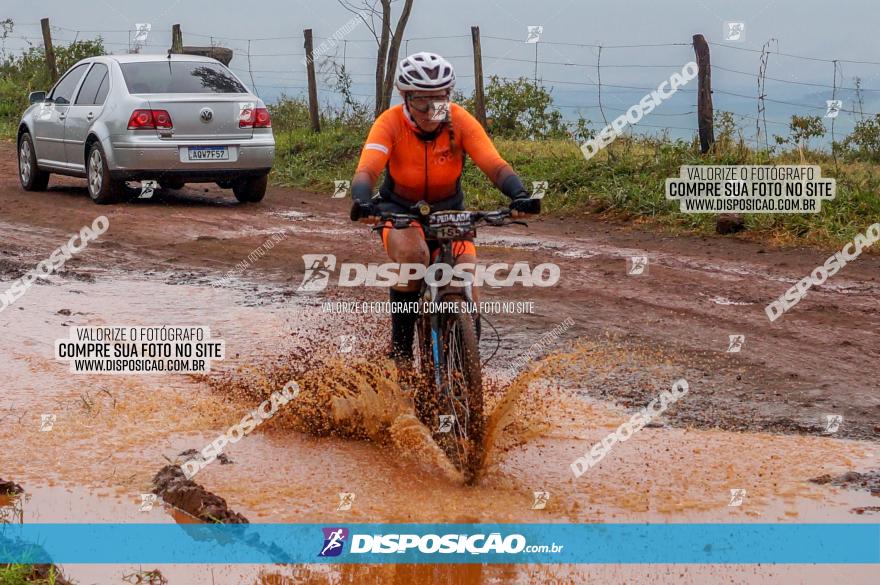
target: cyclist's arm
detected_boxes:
[351,110,396,204]
[455,105,530,201]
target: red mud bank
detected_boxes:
[152,465,249,524]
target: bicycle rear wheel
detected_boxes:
[431,295,484,484]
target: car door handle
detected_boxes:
[86,112,95,120]
[58,114,66,121]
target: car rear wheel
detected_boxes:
[232,175,268,203]
[18,133,50,191]
[87,142,124,204]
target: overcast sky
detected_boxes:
[4,0,879,143]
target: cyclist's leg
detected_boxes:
[382,221,429,361]
[383,222,429,292]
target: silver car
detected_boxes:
[17,54,275,204]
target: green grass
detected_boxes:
[0,121,16,142]
[271,123,880,249]
[0,564,59,585]
[271,122,365,193]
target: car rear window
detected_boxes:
[119,61,247,94]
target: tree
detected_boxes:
[0,37,105,126]
[839,114,880,162]
[339,0,414,116]
[713,110,738,151]
[478,76,567,139]
[324,59,371,124]
[852,76,865,121]
[775,115,825,161]
[0,18,13,60]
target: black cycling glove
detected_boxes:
[510,197,541,214]
[350,200,377,222]
[500,174,540,214]
[349,178,377,221]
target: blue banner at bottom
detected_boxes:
[1,523,878,564]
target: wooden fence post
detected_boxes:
[171,24,183,53]
[40,18,58,83]
[304,29,321,132]
[471,26,487,129]
[695,34,742,233]
[692,34,714,153]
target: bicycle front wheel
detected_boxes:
[433,295,484,484]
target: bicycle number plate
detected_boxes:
[428,212,472,239]
[435,226,461,239]
[429,211,470,225]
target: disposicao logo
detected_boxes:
[296,254,560,292]
[316,527,562,556]
[319,527,349,557]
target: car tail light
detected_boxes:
[254,108,271,128]
[127,110,153,129]
[152,110,173,128]
[127,109,173,130]
[240,107,271,128]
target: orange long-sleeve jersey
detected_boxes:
[355,103,511,203]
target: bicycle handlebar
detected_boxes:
[370,207,522,231]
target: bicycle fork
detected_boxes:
[426,279,476,393]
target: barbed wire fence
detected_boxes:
[5,19,880,149]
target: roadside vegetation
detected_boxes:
[1,23,878,248]
[0,20,104,138]
[0,564,63,585]
[271,76,880,248]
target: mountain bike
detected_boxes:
[376,202,524,483]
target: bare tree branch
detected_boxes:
[373,0,392,115]
[338,0,381,45]
[339,0,415,115]
[380,0,414,112]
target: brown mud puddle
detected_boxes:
[0,267,877,583]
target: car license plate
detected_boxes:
[187,146,228,161]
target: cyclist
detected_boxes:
[349,52,540,362]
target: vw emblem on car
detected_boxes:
[200,107,213,122]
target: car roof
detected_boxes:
[107,53,222,64]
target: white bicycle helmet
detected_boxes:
[395,52,455,92]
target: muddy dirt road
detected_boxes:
[0,138,878,584]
